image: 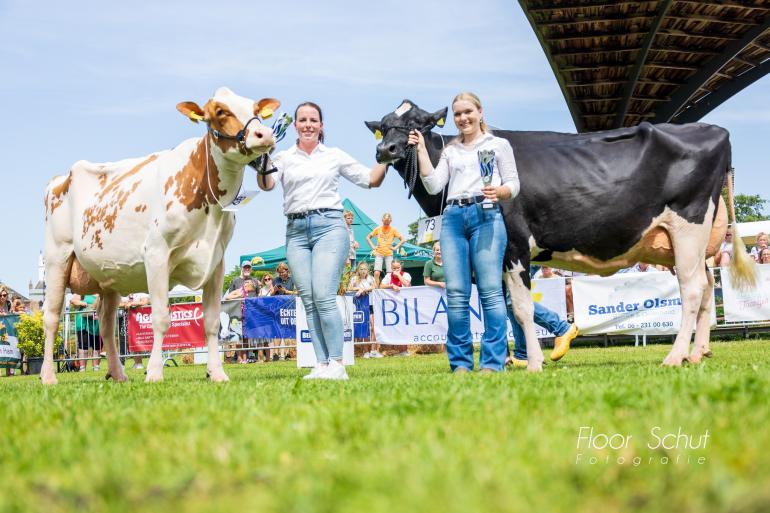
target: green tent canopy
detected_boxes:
[240,199,433,277]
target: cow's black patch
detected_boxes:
[369,104,730,268]
[531,250,553,262]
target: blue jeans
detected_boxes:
[441,203,508,371]
[286,210,349,363]
[506,295,570,360]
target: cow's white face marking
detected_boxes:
[394,101,412,117]
[211,87,271,154]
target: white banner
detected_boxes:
[573,272,715,335]
[531,278,568,338]
[372,284,568,344]
[372,286,480,345]
[296,296,355,368]
[722,263,770,322]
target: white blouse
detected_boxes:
[272,143,371,215]
[421,132,520,201]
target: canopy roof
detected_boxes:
[241,199,433,271]
[519,0,770,131]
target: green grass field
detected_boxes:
[2,340,769,513]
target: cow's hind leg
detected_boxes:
[503,268,543,372]
[40,252,73,385]
[663,225,710,367]
[204,260,229,382]
[690,265,715,363]
[99,290,127,382]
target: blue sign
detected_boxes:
[243,296,297,339]
[352,294,370,339]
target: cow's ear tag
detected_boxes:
[259,107,274,119]
[374,130,383,141]
[189,112,204,123]
[437,117,445,127]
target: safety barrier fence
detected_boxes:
[2,264,769,372]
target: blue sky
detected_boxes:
[1,0,768,295]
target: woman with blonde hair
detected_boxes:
[347,262,382,358]
[408,92,519,373]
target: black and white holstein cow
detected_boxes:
[41,88,279,385]
[366,101,756,371]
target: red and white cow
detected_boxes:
[41,87,279,384]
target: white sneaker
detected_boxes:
[321,359,348,380]
[133,363,144,370]
[363,351,372,359]
[372,350,384,358]
[303,364,328,380]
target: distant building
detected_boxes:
[28,251,45,308]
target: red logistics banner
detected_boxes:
[127,303,206,352]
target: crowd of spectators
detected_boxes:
[715,230,768,268]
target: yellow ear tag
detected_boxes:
[374,129,383,141]
[260,107,274,119]
[189,112,204,122]
[437,117,445,127]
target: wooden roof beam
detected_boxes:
[546,30,648,42]
[658,28,743,41]
[581,112,655,118]
[614,0,674,128]
[574,96,670,102]
[518,0,585,131]
[653,16,770,123]
[650,45,721,56]
[525,0,657,14]
[749,40,770,51]
[675,0,770,11]
[551,47,640,57]
[673,58,770,122]
[536,14,654,27]
[732,55,761,66]
[665,13,763,25]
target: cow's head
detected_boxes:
[177,87,280,163]
[365,100,447,164]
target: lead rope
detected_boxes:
[437,134,446,215]
[402,144,419,199]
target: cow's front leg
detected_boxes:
[99,290,127,382]
[145,256,171,382]
[504,269,543,372]
[203,260,228,383]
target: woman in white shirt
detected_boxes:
[408,92,519,373]
[258,102,387,380]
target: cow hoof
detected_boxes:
[527,364,543,373]
[106,372,129,382]
[145,370,164,383]
[207,369,229,383]
[703,350,713,358]
[40,374,58,386]
[662,353,689,367]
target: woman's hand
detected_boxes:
[482,185,512,201]
[408,129,426,154]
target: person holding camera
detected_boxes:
[271,262,297,296]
